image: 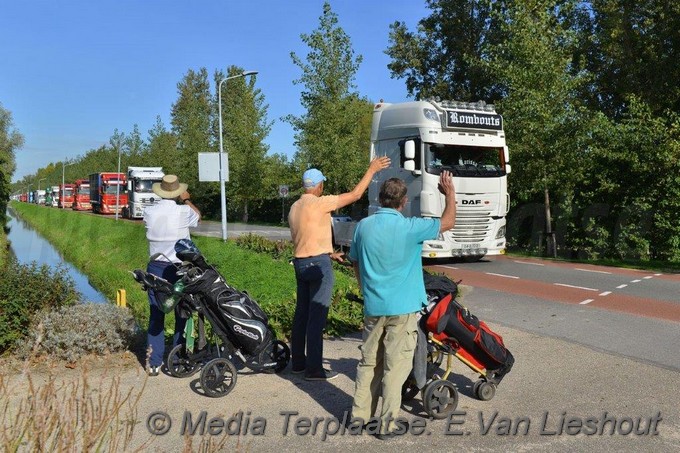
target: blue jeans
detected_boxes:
[292,254,334,375]
[147,260,187,367]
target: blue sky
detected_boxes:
[1,0,430,182]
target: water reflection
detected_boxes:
[5,209,108,303]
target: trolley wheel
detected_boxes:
[401,378,420,402]
[167,344,201,377]
[423,379,459,419]
[259,340,290,373]
[200,358,238,398]
[475,381,496,401]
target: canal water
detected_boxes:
[5,209,108,303]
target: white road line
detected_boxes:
[440,265,459,270]
[616,284,628,289]
[554,283,599,292]
[575,268,612,274]
[599,291,612,296]
[643,276,653,280]
[579,299,594,305]
[631,279,642,283]
[514,260,545,266]
[486,272,520,279]
[654,273,662,276]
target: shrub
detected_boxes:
[18,303,141,362]
[0,259,80,353]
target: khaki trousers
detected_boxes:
[352,312,418,434]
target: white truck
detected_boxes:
[33,190,46,205]
[124,166,165,219]
[50,186,60,207]
[332,99,511,260]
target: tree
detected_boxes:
[170,68,213,210]
[146,116,179,173]
[285,2,373,195]
[1,103,24,225]
[216,67,273,222]
[386,0,506,102]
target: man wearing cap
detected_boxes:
[143,174,201,376]
[288,157,390,381]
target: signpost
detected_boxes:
[278,185,289,224]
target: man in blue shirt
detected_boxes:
[348,171,456,438]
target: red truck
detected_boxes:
[58,183,75,209]
[89,172,127,215]
[72,179,91,211]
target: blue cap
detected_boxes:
[302,168,326,188]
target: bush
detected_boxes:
[0,259,80,353]
[18,303,141,362]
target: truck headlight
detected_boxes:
[495,225,506,239]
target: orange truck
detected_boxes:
[58,183,75,209]
[89,172,127,215]
[72,178,91,211]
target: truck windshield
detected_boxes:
[425,144,505,177]
[135,180,155,193]
[77,186,89,195]
[104,185,123,195]
[64,188,73,196]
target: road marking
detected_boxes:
[579,299,594,305]
[441,265,459,270]
[654,273,662,276]
[616,284,628,289]
[554,283,599,292]
[575,268,612,274]
[486,272,520,279]
[643,276,653,280]
[514,260,544,266]
[599,291,612,296]
[631,279,641,283]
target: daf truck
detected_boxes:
[72,179,91,211]
[89,172,127,215]
[124,166,164,219]
[332,99,511,260]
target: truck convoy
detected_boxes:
[332,99,511,260]
[58,183,75,209]
[89,172,127,215]
[72,179,91,211]
[124,166,164,219]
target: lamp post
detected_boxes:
[62,160,74,208]
[38,178,47,191]
[115,138,122,221]
[217,70,258,242]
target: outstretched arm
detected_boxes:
[336,156,390,209]
[438,171,456,233]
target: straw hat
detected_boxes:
[152,175,188,199]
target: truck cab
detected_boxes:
[124,167,164,219]
[58,183,75,209]
[89,173,127,215]
[73,179,91,211]
[332,99,511,260]
[50,186,60,207]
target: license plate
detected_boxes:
[462,244,480,249]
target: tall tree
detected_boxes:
[216,66,273,222]
[146,116,179,173]
[170,68,213,208]
[1,103,23,224]
[386,0,506,101]
[285,2,373,195]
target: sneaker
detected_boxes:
[147,365,160,377]
[291,367,306,374]
[304,369,338,381]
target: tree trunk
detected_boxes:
[544,187,557,258]
[242,200,249,223]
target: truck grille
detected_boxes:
[450,210,492,243]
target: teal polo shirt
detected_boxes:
[349,208,440,317]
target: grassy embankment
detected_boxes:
[9,202,362,338]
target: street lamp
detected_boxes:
[115,138,122,221]
[217,70,258,241]
[38,177,47,191]
[62,160,75,208]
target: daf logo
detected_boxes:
[461,200,482,205]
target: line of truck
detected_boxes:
[17,167,165,220]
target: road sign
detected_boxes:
[198,152,228,182]
[278,185,289,198]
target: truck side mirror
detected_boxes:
[404,140,416,159]
[127,181,132,191]
[505,164,512,174]
[404,160,416,171]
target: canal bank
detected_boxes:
[6,208,107,303]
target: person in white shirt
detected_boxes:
[143,174,200,376]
